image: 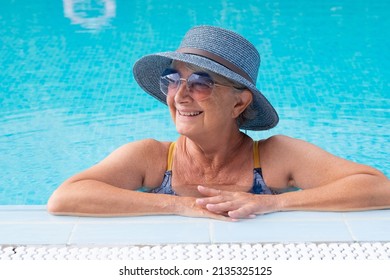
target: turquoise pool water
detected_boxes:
[1,0,389,205]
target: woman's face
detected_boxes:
[165,61,246,138]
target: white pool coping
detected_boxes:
[1,206,390,246]
[2,242,389,260]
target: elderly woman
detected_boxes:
[48,26,390,221]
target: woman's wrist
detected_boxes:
[253,193,286,215]
[162,195,180,215]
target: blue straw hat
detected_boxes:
[133,25,279,131]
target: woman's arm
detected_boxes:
[263,135,390,210]
[47,139,170,215]
[47,139,229,220]
[49,179,228,219]
[196,135,390,218]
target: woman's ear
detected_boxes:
[232,89,253,118]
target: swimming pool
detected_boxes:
[1,0,389,205]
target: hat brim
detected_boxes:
[133,52,279,131]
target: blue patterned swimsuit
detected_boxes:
[148,141,275,195]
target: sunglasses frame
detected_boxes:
[159,69,239,101]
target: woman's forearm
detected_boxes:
[47,179,178,216]
[276,174,390,212]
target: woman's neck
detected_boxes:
[178,131,251,170]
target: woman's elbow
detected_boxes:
[47,188,71,215]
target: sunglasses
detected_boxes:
[159,69,241,101]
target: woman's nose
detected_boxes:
[175,80,191,101]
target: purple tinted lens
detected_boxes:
[159,70,215,99]
[187,74,214,92]
[160,72,180,95]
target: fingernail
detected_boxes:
[196,199,204,204]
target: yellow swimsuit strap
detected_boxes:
[253,140,261,169]
[167,142,176,171]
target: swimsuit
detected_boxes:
[148,141,274,195]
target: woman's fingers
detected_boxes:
[228,207,256,219]
[206,201,234,212]
[196,185,265,219]
[197,185,222,196]
[179,196,235,222]
[196,185,226,206]
[196,196,223,206]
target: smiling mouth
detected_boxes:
[178,110,203,117]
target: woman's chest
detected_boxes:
[171,164,254,197]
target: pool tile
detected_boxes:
[76,215,208,224]
[257,211,344,221]
[346,220,390,241]
[343,209,390,220]
[211,219,353,243]
[70,220,211,245]
[0,223,74,245]
[1,207,390,245]
[0,210,79,223]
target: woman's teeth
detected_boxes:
[179,111,202,116]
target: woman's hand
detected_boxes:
[174,196,234,222]
[195,185,279,219]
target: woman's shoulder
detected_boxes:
[257,134,295,149]
[107,139,173,169]
[257,134,307,168]
[258,134,319,159]
[256,135,309,189]
[121,138,172,149]
[121,138,173,153]
[139,138,173,149]
[114,139,175,188]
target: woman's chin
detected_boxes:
[175,125,194,136]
